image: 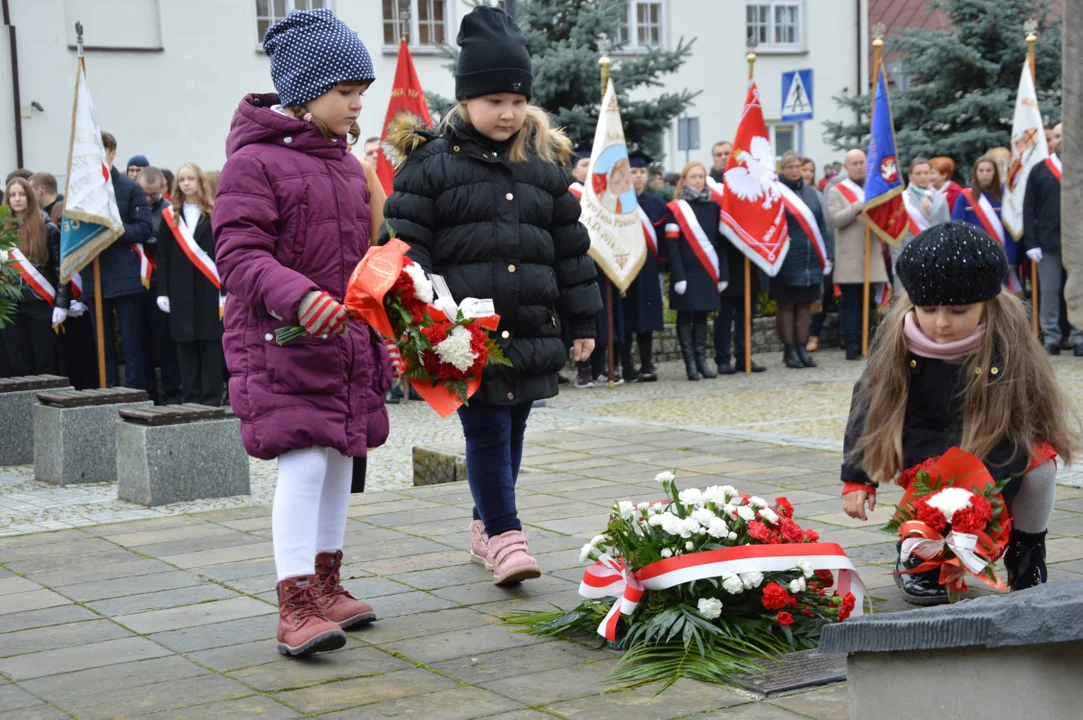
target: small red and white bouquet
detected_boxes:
[886,448,1010,600]
[276,237,509,417]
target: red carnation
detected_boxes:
[801,607,813,617]
[775,497,795,518]
[838,592,857,622]
[898,456,939,490]
[815,569,833,580]
[746,520,770,542]
[779,517,807,544]
[916,498,948,534]
[788,596,799,609]
[776,611,794,626]
[761,582,791,610]
[804,529,820,543]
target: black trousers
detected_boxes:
[141,291,181,403]
[2,299,57,375]
[58,314,100,389]
[176,339,225,406]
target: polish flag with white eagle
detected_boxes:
[719,83,789,277]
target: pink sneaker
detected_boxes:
[486,530,541,585]
[469,520,492,570]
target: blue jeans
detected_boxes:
[713,298,745,365]
[457,402,532,537]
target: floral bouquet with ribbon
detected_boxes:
[505,471,865,689]
[885,447,1011,601]
[276,237,509,417]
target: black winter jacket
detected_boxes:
[777,177,832,288]
[664,198,727,312]
[381,114,602,406]
[1022,158,1060,253]
[156,210,223,343]
[841,353,1028,503]
[83,169,154,299]
[14,220,70,309]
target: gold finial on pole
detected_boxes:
[1025,18,1038,82]
[746,53,756,81]
[598,33,611,101]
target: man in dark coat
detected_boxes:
[83,131,155,390]
[709,141,732,184]
[1023,141,1082,355]
[137,167,182,403]
[621,150,666,382]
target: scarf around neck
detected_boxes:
[903,311,985,360]
[681,184,712,203]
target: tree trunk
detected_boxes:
[1063,5,1083,325]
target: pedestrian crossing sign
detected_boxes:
[781,69,813,122]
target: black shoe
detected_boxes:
[1045,343,1061,356]
[623,367,641,383]
[717,362,737,375]
[557,372,571,385]
[574,366,594,389]
[532,400,547,408]
[637,366,658,382]
[1005,529,1047,591]
[733,358,767,373]
[1074,343,1083,358]
[894,541,949,606]
[796,344,817,368]
[783,344,804,369]
[385,387,403,404]
[594,372,625,387]
[845,347,862,361]
[408,386,423,401]
[692,323,717,379]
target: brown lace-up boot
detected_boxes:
[276,575,347,657]
[314,551,377,630]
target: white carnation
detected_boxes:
[433,326,477,372]
[648,514,665,527]
[759,508,779,525]
[798,561,815,579]
[728,532,738,541]
[655,471,675,483]
[748,496,769,508]
[927,487,975,521]
[678,488,704,507]
[691,508,716,527]
[741,571,764,589]
[402,261,434,303]
[737,505,756,522]
[706,517,730,538]
[723,504,738,518]
[637,501,651,512]
[789,577,807,594]
[660,514,684,536]
[685,541,695,552]
[721,574,745,595]
[697,597,723,619]
[617,501,636,520]
[578,534,607,563]
[661,548,673,558]
[702,486,725,504]
[719,485,738,499]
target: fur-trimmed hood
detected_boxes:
[382,109,573,166]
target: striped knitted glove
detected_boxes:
[298,291,348,337]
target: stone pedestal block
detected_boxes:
[33,400,152,485]
[116,417,250,506]
[0,376,71,466]
[413,444,467,486]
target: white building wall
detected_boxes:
[0,0,867,182]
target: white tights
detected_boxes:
[273,446,353,582]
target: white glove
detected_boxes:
[67,300,87,318]
[51,307,68,326]
[674,280,687,295]
[156,296,171,314]
[1026,248,1043,263]
[717,281,728,292]
[824,263,833,276]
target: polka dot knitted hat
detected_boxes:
[263,8,374,107]
[896,222,1008,306]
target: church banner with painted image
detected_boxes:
[579,79,646,293]
[1002,63,1049,240]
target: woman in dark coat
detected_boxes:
[664,162,728,381]
[155,163,224,406]
[774,151,832,369]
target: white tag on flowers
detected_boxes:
[459,298,495,319]
[429,274,459,319]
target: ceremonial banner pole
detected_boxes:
[863,31,885,357]
[744,51,756,375]
[600,47,616,388]
[1027,24,1040,337]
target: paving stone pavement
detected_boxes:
[3,351,1083,717]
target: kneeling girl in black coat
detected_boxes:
[382,7,602,586]
[663,162,728,381]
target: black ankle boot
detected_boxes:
[783,344,804,369]
[677,324,699,381]
[894,541,949,605]
[796,343,817,368]
[693,323,717,378]
[1005,529,1048,591]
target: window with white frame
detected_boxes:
[770,123,796,156]
[617,0,665,50]
[383,0,451,49]
[255,0,331,45]
[745,1,803,51]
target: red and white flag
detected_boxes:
[375,38,432,196]
[719,83,789,276]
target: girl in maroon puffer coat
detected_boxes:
[213,8,392,659]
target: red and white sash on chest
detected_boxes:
[835,179,865,206]
[636,205,658,258]
[7,248,56,307]
[131,244,155,289]
[705,177,726,207]
[960,189,1021,292]
[568,182,584,200]
[666,199,720,285]
[776,184,828,269]
[163,207,225,315]
[902,189,932,235]
[70,272,83,301]
[1045,154,1062,182]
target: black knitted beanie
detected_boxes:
[896,222,1008,306]
[455,7,533,100]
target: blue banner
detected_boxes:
[863,65,907,245]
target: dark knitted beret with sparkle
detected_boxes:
[896,222,1008,306]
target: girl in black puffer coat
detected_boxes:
[382,7,602,586]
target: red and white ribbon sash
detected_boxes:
[902,189,932,235]
[579,543,866,641]
[8,248,56,307]
[636,205,658,258]
[777,184,828,270]
[163,207,221,291]
[1045,154,1062,182]
[568,181,585,200]
[131,244,155,289]
[666,200,720,285]
[835,179,865,206]
[71,272,83,301]
[959,189,1022,292]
